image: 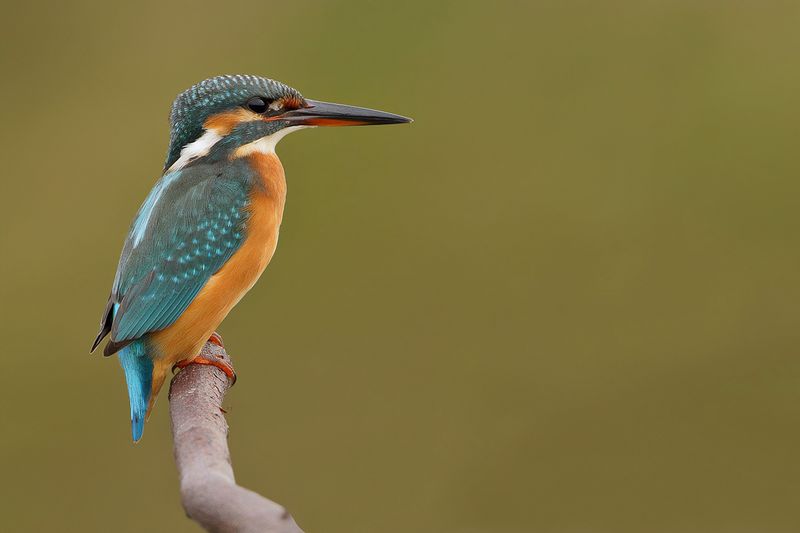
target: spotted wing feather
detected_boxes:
[95,164,251,355]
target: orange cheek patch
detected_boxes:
[203,109,260,135]
[280,96,305,110]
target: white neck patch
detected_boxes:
[167,129,223,173]
[233,126,310,158]
[168,124,310,172]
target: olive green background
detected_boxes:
[2,1,800,532]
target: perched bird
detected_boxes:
[91,75,411,441]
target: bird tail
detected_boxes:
[118,340,154,442]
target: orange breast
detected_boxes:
[149,153,286,376]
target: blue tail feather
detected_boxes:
[118,340,153,442]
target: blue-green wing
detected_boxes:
[101,164,251,351]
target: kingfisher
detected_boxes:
[91,74,411,441]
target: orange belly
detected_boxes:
[148,152,286,400]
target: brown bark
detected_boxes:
[168,340,304,533]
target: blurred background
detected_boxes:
[2,1,800,532]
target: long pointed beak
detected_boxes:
[282,99,412,127]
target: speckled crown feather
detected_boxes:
[165,75,304,170]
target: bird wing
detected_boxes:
[93,164,251,355]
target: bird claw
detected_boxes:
[208,331,224,347]
[172,333,236,385]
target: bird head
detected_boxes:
[164,74,411,172]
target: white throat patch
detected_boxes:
[233,126,310,158]
[168,124,310,172]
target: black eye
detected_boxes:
[246,96,270,113]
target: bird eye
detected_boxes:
[246,97,270,113]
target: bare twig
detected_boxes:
[168,340,304,533]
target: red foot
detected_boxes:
[208,332,224,347]
[172,333,236,385]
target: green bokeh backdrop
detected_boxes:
[2,1,800,532]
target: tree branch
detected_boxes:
[168,339,304,533]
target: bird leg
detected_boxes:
[173,332,237,385]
